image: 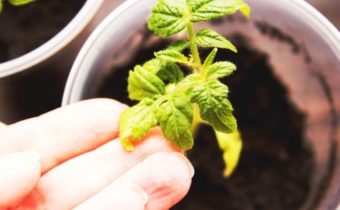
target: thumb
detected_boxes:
[0,151,41,209]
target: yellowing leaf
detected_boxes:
[240,2,251,18]
[215,130,243,177]
[119,99,158,151]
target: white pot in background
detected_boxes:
[0,0,103,78]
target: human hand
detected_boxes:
[0,99,193,210]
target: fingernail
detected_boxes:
[0,151,41,170]
[172,152,195,178]
[126,182,148,206]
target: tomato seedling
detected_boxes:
[119,0,250,176]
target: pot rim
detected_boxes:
[0,0,104,78]
[62,0,340,106]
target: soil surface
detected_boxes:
[95,31,315,210]
[0,0,85,62]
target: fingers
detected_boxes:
[0,99,126,173]
[24,129,178,209]
[0,152,41,209]
[115,152,193,210]
[74,183,148,210]
[74,153,193,210]
[19,129,183,209]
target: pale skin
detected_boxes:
[0,99,194,210]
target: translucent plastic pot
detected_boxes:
[0,0,104,77]
[0,0,125,124]
[63,0,340,209]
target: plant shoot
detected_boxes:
[119,0,250,176]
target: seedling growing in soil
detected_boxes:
[119,0,250,176]
[0,0,34,12]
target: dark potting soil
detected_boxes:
[95,31,314,210]
[0,0,85,62]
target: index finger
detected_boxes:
[0,99,127,173]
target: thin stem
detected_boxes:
[186,21,201,71]
[184,0,201,71]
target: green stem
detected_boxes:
[186,22,201,71]
[184,0,201,71]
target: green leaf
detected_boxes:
[168,40,189,51]
[189,0,250,22]
[143,59,162,74]
[191,80,237,133]
[157,93,194,150]
[176,73,203,92]
[119,99,158,151]
[157,62,184,83]
[143,58,184,84]
[215,130,243,177]
[0,1,3,12]
[155,49,188,64]
[203,48,218,69]
[205,61,236,79]
[128,65,165,101]
[195,28,237,52]
[8,0,34,6]
[148,0,186,37]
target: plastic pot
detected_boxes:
[0,0,103,77]
[0,0,125,124]
[63,0,340,209]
